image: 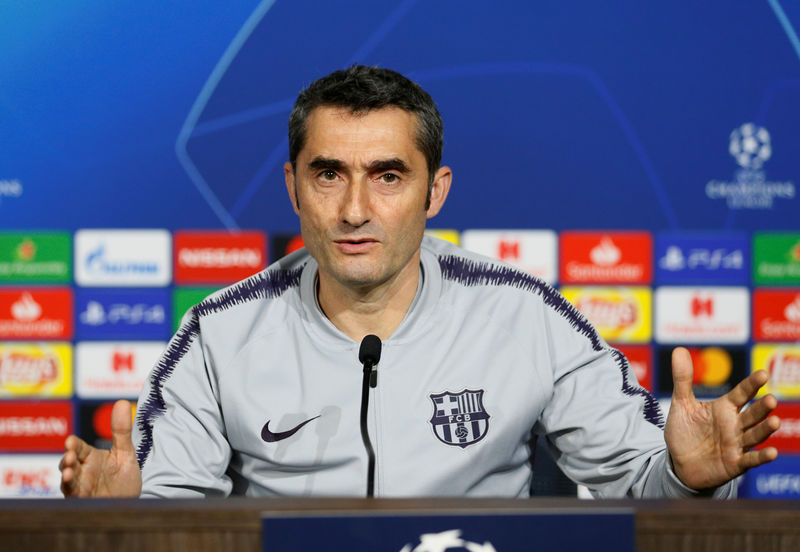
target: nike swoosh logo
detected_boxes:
[261,415,321,443]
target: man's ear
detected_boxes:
[426,165,452,219]
[284,162,300,214]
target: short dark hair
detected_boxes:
[288,65,443,189]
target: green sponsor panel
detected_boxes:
[753,233,800,285]
[173,287,220,331]
[0,232,71,283]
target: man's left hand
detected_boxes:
[664,347,781,491]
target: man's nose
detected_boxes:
[340,181,370,227]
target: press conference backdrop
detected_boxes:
[1,1,799,498]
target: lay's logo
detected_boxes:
[0,344,73,398]
[752,344,800,399]
[560,287,651,343]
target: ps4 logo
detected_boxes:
[659,246,743,272]
[80,300,165,326]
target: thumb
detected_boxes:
[110,399,135,455]
[671,347,696,402]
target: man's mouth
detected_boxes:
[334,238,377,253]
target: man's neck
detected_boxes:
[316,258,421,342]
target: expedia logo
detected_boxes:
[178,248,260,268]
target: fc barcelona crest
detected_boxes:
[429,389,490,448]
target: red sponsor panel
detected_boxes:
[560,232,652,284]
[0,401,73,451]
[753,289,800,341]
[614,345,653,392]
[760,403,800,453]
[174,231,266,284]
[0,288,73,339]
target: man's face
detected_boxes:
[285,106,450,293]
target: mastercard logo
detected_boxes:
[92,402,137,440]
[687,347,732,386]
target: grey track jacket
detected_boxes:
[132,236,735,498]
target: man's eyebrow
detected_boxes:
[366,158,411,173]
[308,157,345,171]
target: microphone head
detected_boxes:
[358,334,382,365]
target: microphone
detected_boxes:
[358,334,381,497]
[359,334,381,388]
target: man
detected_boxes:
[60,65,780,498]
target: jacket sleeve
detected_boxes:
[534,297,736,498]
[132,307,233,498]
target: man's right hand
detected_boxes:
[59,399,142,497]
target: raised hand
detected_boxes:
[664,347,781,490]
[59,399,142,497]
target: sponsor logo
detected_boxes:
[0,179,23,204]
[78,401,136,448]
[0,402,73,451]
[745,456,800,498]
[174,231,266,284]
[399,529,497,552]
[759,404,800,454]
[560,232,652,284]
[261,416,320,443]
[658,347,746,397]
[0,454,62,498]
[654,287,749,344]
[753,233,800,285]
[425,229,460,246]
[461,230,558,283]
[0,233,71,283]
[706,123,795,210]
[654,234,748,285]
[75,342,165,398]
[75,229,171,286]
[172,287,219,331]
[0,288,72,339]
[614,345,653,392]
[752,344,800,399]
[0,344,72,398]
[561,287,651,343]
[429,389,490,448]
[753,290,800,341]
[270,234,304,262]
[75,289,170,340]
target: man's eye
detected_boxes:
[380,173,399,184]
[320,170,337,181]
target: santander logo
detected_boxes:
[11,293,41,322]
[589,237,621,266]
[785,296,800,322]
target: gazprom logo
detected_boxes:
[75,230,171,287]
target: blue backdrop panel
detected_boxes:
[1,0,798,232]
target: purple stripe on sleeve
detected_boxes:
[135,266,303,467]
[437,255,664,429]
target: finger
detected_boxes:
[740,394,778,429]
[741,415,781,449]
[60,466,74,497]
[727,370,769,410]
[58,449,76,472]
[110,399,135,455]
[65,434,93,463]
[671,347,695,402]
[738,446,779,472]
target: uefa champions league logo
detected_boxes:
[705,122,794,210]
[399,529,497,552]
[729,123,771,169]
